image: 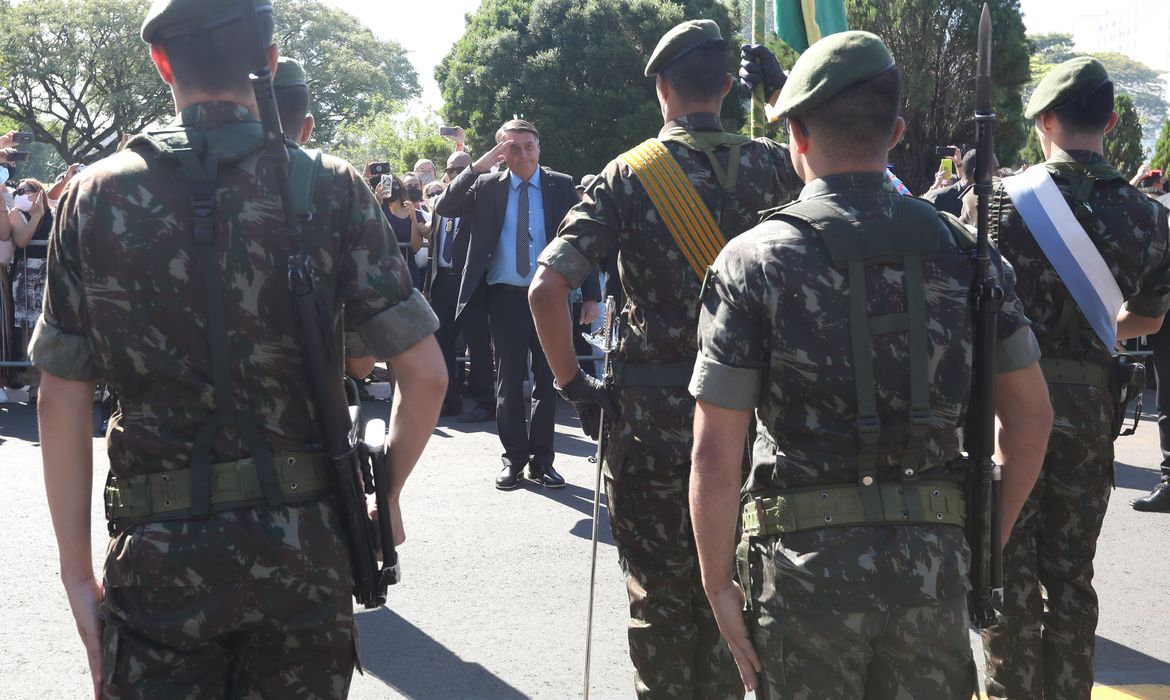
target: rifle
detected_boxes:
[965,3,1003,630]
[238,0,398,609]
[582,295,619,700]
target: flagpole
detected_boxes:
[751,0,766,138]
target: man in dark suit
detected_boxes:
[433,119,578,489]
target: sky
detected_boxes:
[320,0,1104,108]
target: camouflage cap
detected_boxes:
[775,31,896,118]
[644,19,725,77]
[141,0,274,44]
[1025,56,1110,119]
[274,57,307,89]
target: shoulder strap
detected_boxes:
[1002,166,1124,349]
[661,128,751,235]
[620,138,726,280]
[289,147,323,220]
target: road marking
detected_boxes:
[979,688,1170,699]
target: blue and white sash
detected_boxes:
[1002,166,1124,349]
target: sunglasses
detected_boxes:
[445,167,460,174]
[13,187,36,195]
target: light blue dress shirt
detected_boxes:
[487,169,546,287]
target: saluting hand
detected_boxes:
[472,139,512,174]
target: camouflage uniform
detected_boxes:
[692,172,1040,698]
[30,102,438,697]
[981,150,1170,699]
[539,111,801,699]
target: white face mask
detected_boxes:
[13,193,34,212]
[0,166,9,184]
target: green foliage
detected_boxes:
[275,0,420,147]
[1106,94,1144,178]
[845,0,1032,193]
[0,0,171,165]
[1029,33,1075,63]
[1150,119,1170,171]
[1018,125,1044,166]
[436,0,742,177]
[333,109,460,177]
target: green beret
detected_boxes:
[274,57,307,89]
[1025,57,1110,119]
[645,19,725,77]
[141,0,273,43]
[775,31,896,118]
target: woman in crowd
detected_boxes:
[0,181,13,392]
[7,177,52,396]
[414,158,438,185]
[377,173,430,290]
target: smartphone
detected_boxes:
[935,146,953,157]
[6,151,30,162]
[939,158,953,178]
[12,132,34,145]
[439,126,460,138]
[369,162,390,175]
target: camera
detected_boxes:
[12,132,34,145]
[935,146,954,157]
[5,151,30,163]
[370,162,390,176]
[439,126,460,138]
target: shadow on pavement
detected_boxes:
[0,403,39,445]
[356,607,527,699]
[1095,634,1170,685]
[1114,461,1163,492]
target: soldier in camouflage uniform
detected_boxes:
[688,32,1053,698]
[529,20,800,700]
[980,57,1170,700]
[31,1,446,697]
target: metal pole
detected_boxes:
[750,0,767,138]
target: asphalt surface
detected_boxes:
[1,393,1168,699]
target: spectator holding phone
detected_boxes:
[7,178,51,398]
[377,173,430,289]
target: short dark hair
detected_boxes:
[162,15,275,95]
[660,42,729,103]
[275,84,310,140]
[961,148,998,177]
[1051,80,1114,134]
[801,67,902,160]
[495,119,539,144]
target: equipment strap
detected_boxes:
[104,453,331,529]
[620,138,726,281]
[609,359,694,388]
[742,480,966,536]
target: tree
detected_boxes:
[0,0,171,164]
[274,0,420,148]
[436,0,742,177]
[333,109,458,177]
[1105,94,1143,179]
[1018,125,1043,167]
[845,0,1032,193]
[1030,33,1075,64]
[1151,118,1170,171]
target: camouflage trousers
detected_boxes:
[748,595,976,699]
[604,437,742,700]
[99,577,357,699]
[981,428,1113,699]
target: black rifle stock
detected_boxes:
[238,0,397,609]
[966,3,1004,630]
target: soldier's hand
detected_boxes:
[556,369,617,440]
[707,581,763,693]
[739,44,786,96]
[579,300,600,326]
[63,575,104,699]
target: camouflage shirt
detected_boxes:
[691,172,1040,612]
[539,112,802,466]
[30,102,438,587]
[991,150,1170,434]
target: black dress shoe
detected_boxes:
[527,464,565,489]
[495,460,525,491]
[1132,481,1170,512]
[459,406,495,423]
[440,401,462,418]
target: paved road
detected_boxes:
[1,394,1168,699]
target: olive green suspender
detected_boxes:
[133,131,323,517]
[770,196,944,521]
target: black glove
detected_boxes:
[556,370,617,441]
[739,44,786,95]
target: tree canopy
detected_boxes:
[845,0,1032,193]
[436,0,742,178]
[332,110,461,177]
[1105,94,1143,178]
[1150,118,1170,172]
[0,0,418,167]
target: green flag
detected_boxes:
[775,0,848,53]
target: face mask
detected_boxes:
[417,171,436,186]
[13,193,34,212]
[0,166,9,184]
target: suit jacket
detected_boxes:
[433,165,591,318]
[422,212,472,297]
